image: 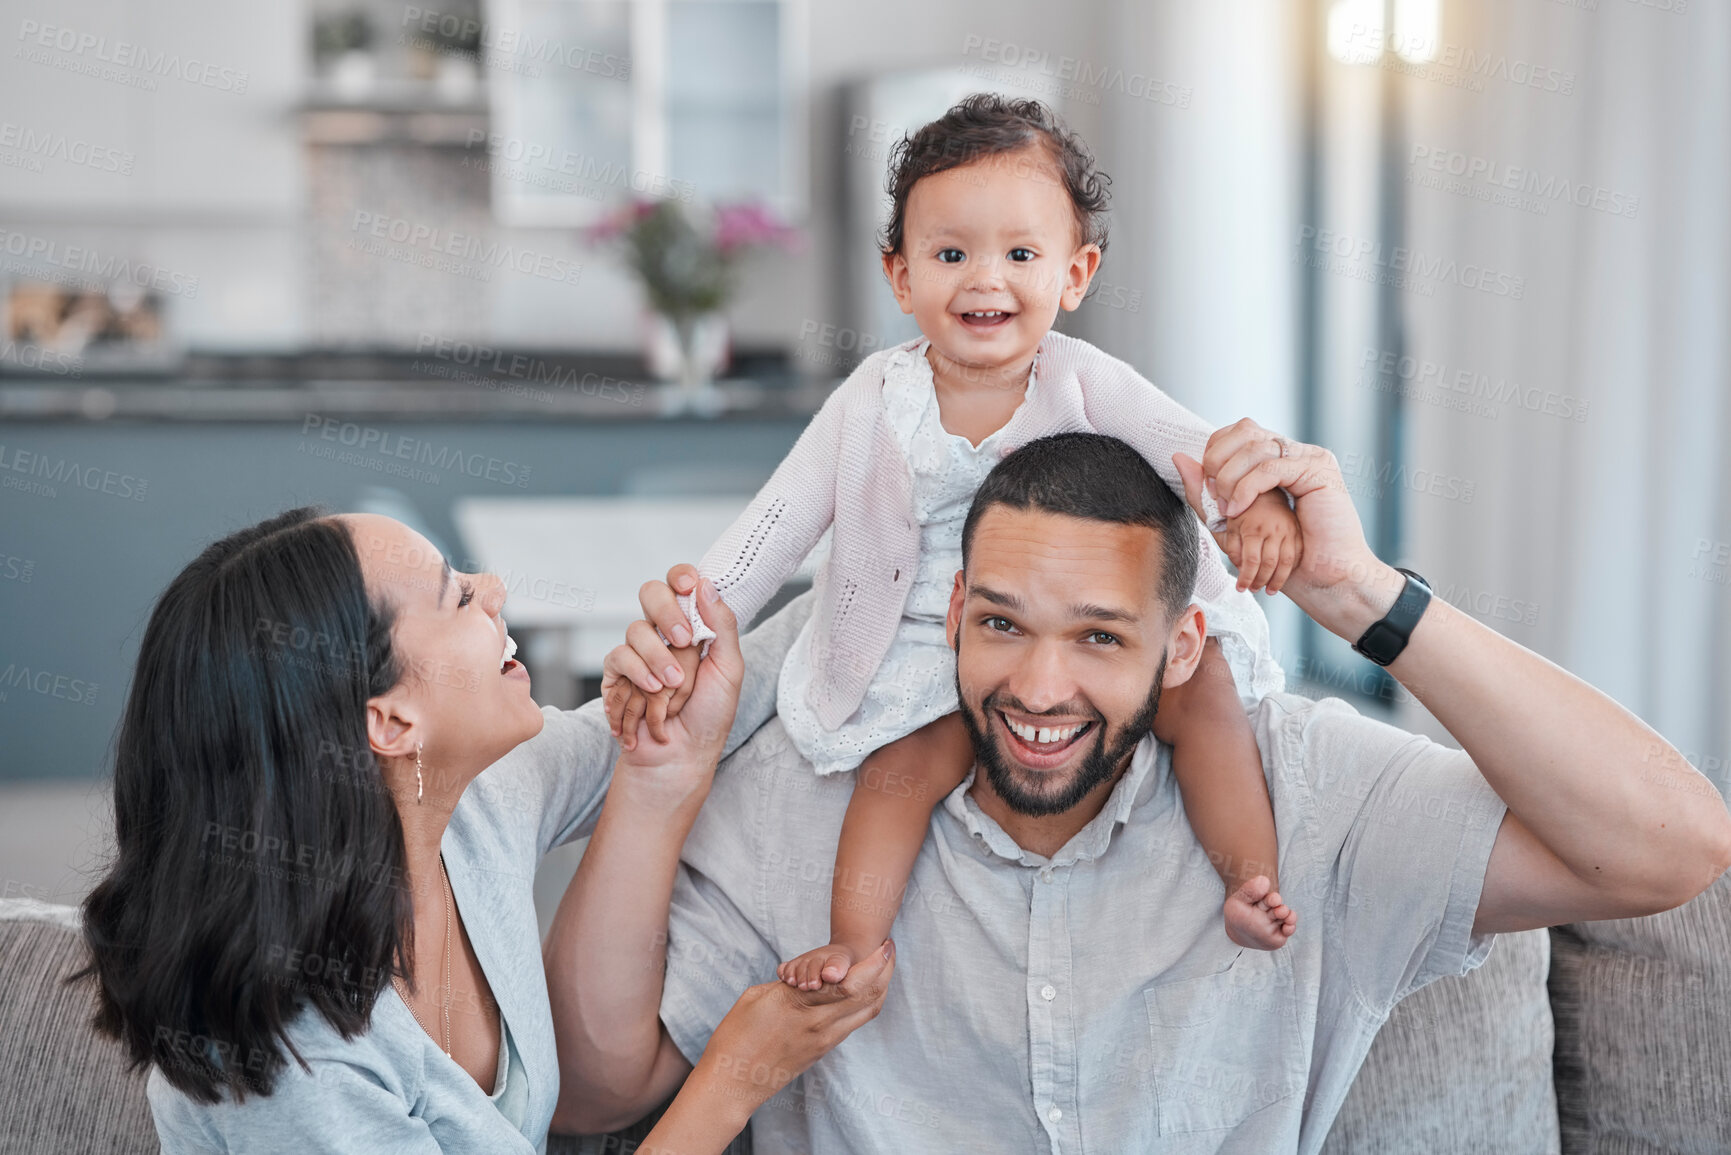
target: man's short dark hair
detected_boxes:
[960,433,1200,619]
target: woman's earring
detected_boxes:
[415,743,424,805]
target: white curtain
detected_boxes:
[1092,1,1731,792]
[1399,0,1731,792]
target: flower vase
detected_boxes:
[645,311,729,417]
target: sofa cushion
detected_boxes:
[0,897,749,1155]
[0,899,158,1155]
[1322,927,1560,1153]
[1549,872,1731,1154]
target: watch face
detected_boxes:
[1355,622,1400,666]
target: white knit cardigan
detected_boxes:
[680,331,1281,731]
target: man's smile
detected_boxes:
[994,707,1097,769]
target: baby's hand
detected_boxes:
[599,564,707,750]
[1219,489,1302,595]
[602,641,700,749]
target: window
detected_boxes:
[486,0,806,225]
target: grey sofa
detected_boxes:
[4,876,1727,1154]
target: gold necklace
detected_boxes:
[392,853,454,1057]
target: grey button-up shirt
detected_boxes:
[660,689,1508,1153]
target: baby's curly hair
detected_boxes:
[879,93,1112,258]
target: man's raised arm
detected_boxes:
[1176,421,1731,936]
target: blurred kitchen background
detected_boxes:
[2,0,1728,930]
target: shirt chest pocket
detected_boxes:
[1141,948,1306,1135]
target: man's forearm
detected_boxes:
[1302,559,1731,906]
[1185,423,1731,923]
[546,768,706,1121]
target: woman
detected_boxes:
[78,507,890,1152]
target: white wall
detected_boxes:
[1086,0,1307,669]
[0,0,306,346]
[1085,0,1302,434]
[1,0,1108,354]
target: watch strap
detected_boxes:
[1351,568,1432,667]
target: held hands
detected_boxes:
[601,564,707,751]
[1173,419,1404,639]
[1216,489,1302,596]
[600,564,736,760]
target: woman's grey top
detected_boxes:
[146,593,814,1154]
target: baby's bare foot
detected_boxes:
[1223,875,1298,951]
[777,942,860,991]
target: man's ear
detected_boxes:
[945,570,966,650]
[366,690,420,763]
[1059,243,1102,312]
[881,251,916,315]
[1161,604,1207,688]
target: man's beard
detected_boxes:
[953,626,1167,817]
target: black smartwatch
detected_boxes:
[1351,568,1432,666]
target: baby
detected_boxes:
[609,94,1300,990]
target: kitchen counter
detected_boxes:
[0,346,832,422]
[0,352,822,780]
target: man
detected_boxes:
[559,423,1731,1152]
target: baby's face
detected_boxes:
[883,145,1099,377]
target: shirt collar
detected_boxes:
[941,733,1166,869]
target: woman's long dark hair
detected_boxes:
[77,507,413,1103]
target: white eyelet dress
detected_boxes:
[777,340,1033,775]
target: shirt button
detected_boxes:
[1047,1106,1063,1124]
[1039,869,1053,883]
[1040,983,1057,1002]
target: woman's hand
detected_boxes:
[608,573,744,805]
[602,565,706,750]
[643,941,898,1146]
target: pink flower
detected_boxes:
[714,202,800,254]
[583,199,660,244]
